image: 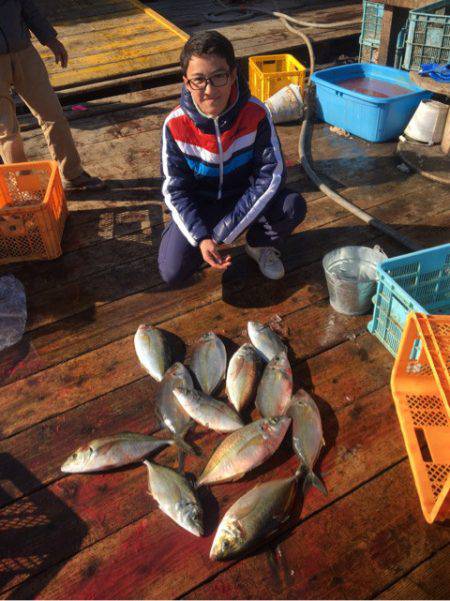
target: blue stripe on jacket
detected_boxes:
[185,149,253,178]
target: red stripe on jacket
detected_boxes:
[167,101,266,154]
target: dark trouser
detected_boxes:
[158,188,306,287]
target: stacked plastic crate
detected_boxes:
[359,0,385,64]
[359,0,450,71]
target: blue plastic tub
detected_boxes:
[368,243,450,356]
[311,63,432,142]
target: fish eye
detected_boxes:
[88,446,94,453]
[72,452,78,460]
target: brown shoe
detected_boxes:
[63,170,106,191]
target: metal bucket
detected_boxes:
[322,245,387,316]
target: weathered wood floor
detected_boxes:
[36,0,187,90]
[33,0,362,94]
[1,83,449,599]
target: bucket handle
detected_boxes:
[373,245,388,281]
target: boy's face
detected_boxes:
[184,54,237,118]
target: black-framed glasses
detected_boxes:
[187,71,230,90]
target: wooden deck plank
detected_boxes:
[3,25,450,594]
[1,353,398,597]
[376,545,450,600]
[0,275,379,441]
[38,29,178,63]
[5,414,446,599]
[30,1,362,92]
[0,331,390,509]
[1,194,446,397]
[34,0,187,89]
[12,110,448,293]
[184,461,449,601]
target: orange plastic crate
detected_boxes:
[391,312,450,523]
[0,161,67,264]
[248,54,306,102]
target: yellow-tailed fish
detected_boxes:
[210,469,301,560]
[134,324,171,382]
[144,460,204,536]
[287,389,327,496]
[226,343,262,412]
[247,321,286,362]
[197,416,291,486]
[255,352,293,417]
[61,433,172,473]
[190,332,226,394]
[155,362,199,455]
[173,386,243,433]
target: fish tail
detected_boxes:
[303,469,328,497]
[174,435,203,458]
[294,464,306,480]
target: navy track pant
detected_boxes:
[158,187,306,287]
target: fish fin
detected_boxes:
[174,435,203,458]
[177,449,186,473]
[321,436,326,448]
[294,462,306,478]
[303,470,328,497]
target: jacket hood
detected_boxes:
[180,69,251,131]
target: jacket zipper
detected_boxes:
[214,118,223,200]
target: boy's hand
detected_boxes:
[46,38,69,68]
[200,239,232,271]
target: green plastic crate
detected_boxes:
[402,0,450,70]
[359,0,384,63]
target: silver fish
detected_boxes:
[144,460,204,536]
[255,353,293,417]
[226,343,262,412]
[210,471,301,560]
[155,362,197,455]
[61,433,173,473]
[197,416,291,486]
[134,324,171,382]
[173,387,243,433]
[247,321,286,362]
[287,389,327,496]
[190,332,226,394]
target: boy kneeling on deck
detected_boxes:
[159,31,306,286]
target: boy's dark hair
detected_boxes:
[180,30,236,74]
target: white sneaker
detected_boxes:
[245,243,285,280]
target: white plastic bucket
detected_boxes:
[404,100,449,145]
[265,84,303,124]
[322,245,387,316]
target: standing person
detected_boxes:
[158,30,306,287]
[0,0,104,191]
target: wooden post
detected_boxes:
[441,108,450,155]
[378,5,409,66]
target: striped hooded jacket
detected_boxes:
[161,74,286,246]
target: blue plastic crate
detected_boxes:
[359,40,381,64]
[311,63,432,142]
[403,0,450,71]
[360,0,384,47]
[368,244,450,357]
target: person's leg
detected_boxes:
[158,219,204,287]
[246,188,307,249]
[245,188,307,279]
[11,46,84,182]
[0,53,28,164]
